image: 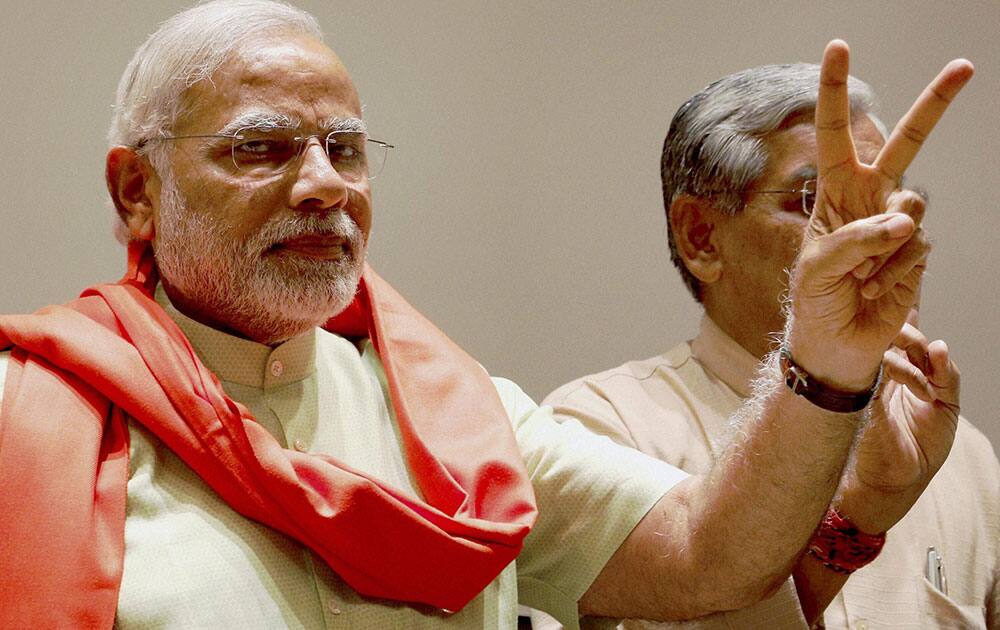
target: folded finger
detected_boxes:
[873,59,974,182]
[861,227,930,299]
[893,322,931,374]
[891,189,928,226]
[882,349,934,403]
[851,191,928,280]
[806,213,915,280]
[926,339,961,407]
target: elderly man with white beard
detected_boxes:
[0,1,974,629]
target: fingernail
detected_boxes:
[853,259,875,279]
[884,215,912,238]
[862,280,879,299]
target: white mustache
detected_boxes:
[249,211,362,255]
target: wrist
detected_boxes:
[781,323,882,396]
[831,493,892,537]
[834,470,915,534]
[777,346,882,414]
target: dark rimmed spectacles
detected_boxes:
[138,127,394,181]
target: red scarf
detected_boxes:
[0,243,536,628]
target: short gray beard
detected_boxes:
[153,174,366,345]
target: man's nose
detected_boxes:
[289,139,350,211]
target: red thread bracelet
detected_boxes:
[807,507,886,575]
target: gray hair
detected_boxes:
[661,63,885,301]
[108,0,323,240]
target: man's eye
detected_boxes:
[235,139,289,155]
[233,135,296,167]
[329,144,360,161]
[238,140,274,154]
[782,197,805,215]
[327,132,367,165]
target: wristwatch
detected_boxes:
[778,347,881,413]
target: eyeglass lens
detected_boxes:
[231,128,389,180]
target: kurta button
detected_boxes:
[329,599,341,615]
[293,439,307,452]
[270,360,284,377]
[856,621,868,630]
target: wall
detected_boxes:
[1,1,997,452]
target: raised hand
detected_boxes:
[835,318,961,533]
[786,40,973,392]
[810,41,972,232]
[790,319,961,622]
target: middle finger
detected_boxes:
[872,59,974,183]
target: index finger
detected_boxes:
[873,59,975,182]
[815,40,859,174]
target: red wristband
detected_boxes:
[806,507,886,575]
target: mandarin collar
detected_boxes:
[689,315,761,399]
[154,284,317,388]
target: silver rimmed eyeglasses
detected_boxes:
[748,179,817,217]
[137,127,394,181]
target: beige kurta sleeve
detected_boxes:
[489,377,688,630]
[540,369,809,630]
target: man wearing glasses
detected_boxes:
[0,1,975,628]
[540,64,999,628]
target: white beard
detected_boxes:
[153,175,366,344]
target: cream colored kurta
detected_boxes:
[0,288,688,630]
[542,316,1000,630]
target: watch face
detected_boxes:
[778,348,872,412]
[779,349,809,394]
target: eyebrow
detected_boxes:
[215,113,367,137]
[217,112,301,136]
[321,116,367,134]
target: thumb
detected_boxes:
[800,213,915,281]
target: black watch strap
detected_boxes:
[778,347,881,413]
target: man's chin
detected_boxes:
[264,263,362,313]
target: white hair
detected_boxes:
[108,0,323,241]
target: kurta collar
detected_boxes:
[154,285,317,388]
[689,315,761,399]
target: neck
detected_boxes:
[702,302,782,362]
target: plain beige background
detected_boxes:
[1,2,997,453]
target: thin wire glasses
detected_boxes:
[140,127,394,180]
[749,179,817,217]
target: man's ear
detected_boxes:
[106,146,159,242]
[669,195,723,285]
